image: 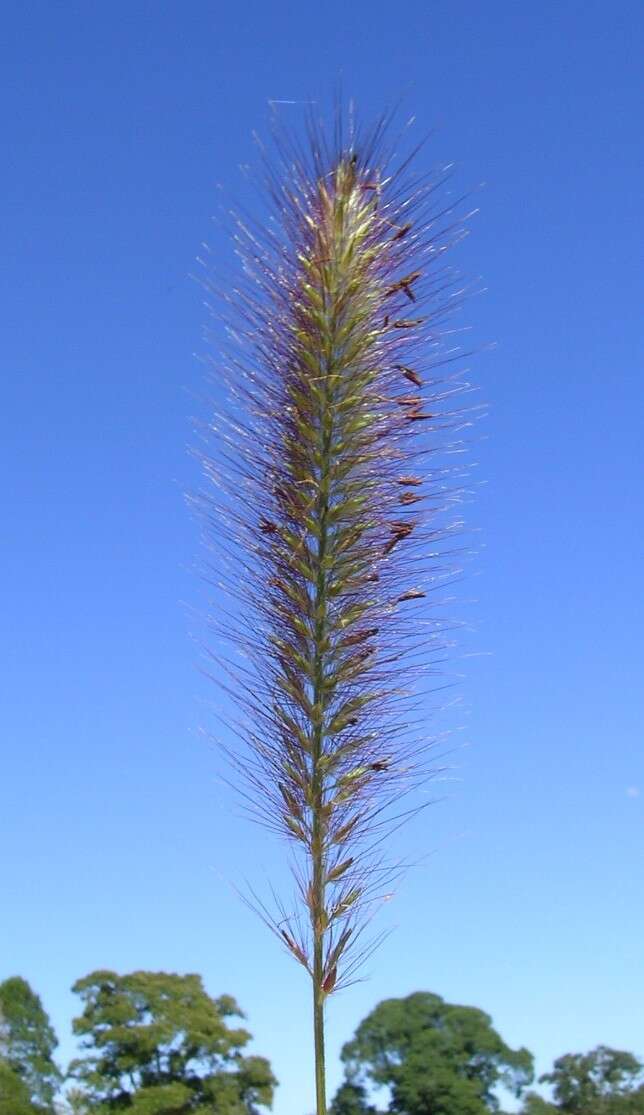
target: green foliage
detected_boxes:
[0,976,61,1112]
[0,1058,41,1115]
[521,1094,558,1115]
[68,970,276,1114]
[523,1047,644,1115]
[334,991,534,1115]
[331,1082,376,1115]
[65,1088,93,1115]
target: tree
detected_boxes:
[332,991,534,1115]
[0,1059,41,1115]
[68,969,276,1114]
[522,1047,644,1115]
[64,1088,93,1115]
[0,976,61,1112]
[331,1082,376,1115]
[201,102,471,1115]
[520,1094,558,1115]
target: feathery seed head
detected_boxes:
[198,103,473,994]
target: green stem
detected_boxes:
[310,307,337,1115]
[311,422,331,1115]
[308,174,356,1115]
[313,941,327,1115]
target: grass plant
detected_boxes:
[197,103,473,1115]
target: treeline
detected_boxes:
[330,993,644,1115]
[0,972,274,1115]
[1,976,642,1115]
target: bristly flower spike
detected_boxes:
[197,102,473,1115]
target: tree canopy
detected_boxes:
[68,969,276,1114]
[0,1058,41,1115]
[332,991,534,1115]
[0,976,61,1112]
[522,1047,644,1115]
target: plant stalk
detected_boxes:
[309,240,340,1115]
[311,393,331,1115]
[313,930,327,1115]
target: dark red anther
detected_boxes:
[391,222,412,241]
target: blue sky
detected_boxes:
[1,2,643,1113]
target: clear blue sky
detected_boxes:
[2,3,643,1113]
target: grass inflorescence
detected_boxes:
[196,103,475,1115]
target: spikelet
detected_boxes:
[196,105,472,1058]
